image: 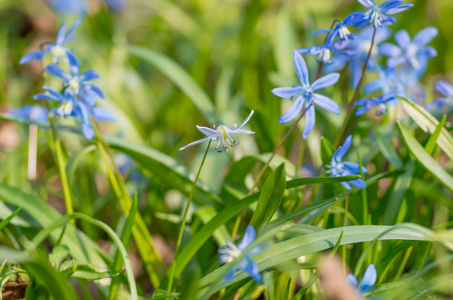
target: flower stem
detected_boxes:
[342,192,349,270]
[335,26,377,147]
[168,140,212,292]
[230,103,312,240]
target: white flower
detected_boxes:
[179,110,255,153]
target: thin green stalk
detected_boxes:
[342,192,349,270]
[335,27,377,147]
[168,140,212,292]
[393,246,413,281]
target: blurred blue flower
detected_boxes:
[325,135,367,190]
[8,105,49,123]
[313,14,357,41]
[355,94,396,116]
[20,20,82,65]
[426,81,453,110]
[352,0,413,28]
[272,50,340,139]
[298,39,354,64]
[106,0,127,11]
[379,27,438,70]
[179,110,255,153]
[363,65,407,99]
[218,225,263,284]
[346,264,377,298]
[325,27,392,88]
[45,51,104,101]
[49,0,87,17]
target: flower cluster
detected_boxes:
[12,20,116,140]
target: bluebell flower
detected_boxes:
[8,105,49,123]
[399,65,427,104]
[352,0,413,28]
[218,225,263,283]
[19,20,82,65]
[355,94,396,116]
[346,264,377,298]
[313,14,357,41]
[272,50,340,139]
[45,52,104,100]
[379,27,438,69]
[426,81,453,110]
[106,0,127,11]
[179,110,254,153]
[325,135,367,190]
[325,27,392,88]
[49,0,87,17]
[298,39,354,64]
[363,65,407,99]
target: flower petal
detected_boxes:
[45,64,72,81]
[311,73,340,91]
[223,266,237,282]
[66,19,82,36]
[93,107,117,122]
[363,79,383,94]
[293,50,309,87]
[302,104,315,140]
[341,181,352,190]
[56,22,67,45]
[67,51,80,75]
[358,0,376,9]
[385,4,413,14]
[238,258,262,284]
[378,43,402,57]
[312,29,332,35]
[279,96,304,124]
[336,135,352,162]
[179,137,213,151]
[19,51,45,64]
[435,81,453,97]
[312,94,340,114]
[379,0,402,12]
[238,225,256,251]
[349,178,367,189]
[235,110,254,130]
[358,264,377,293]
[394,30,411,49]
[346,274,358,288]
[196,125,218,137]
[79,70,100,82]
[412,27,438,46]
[272,86,304,98]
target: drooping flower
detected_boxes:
[272,50,340,139]
[379,27,438,69]
[325,135,367,190]
[19,20,82,65]
[8,105,49,123]
[218,225,263,283]
[313,14,357,41]
[355,94,396,116]
[352,0,413,28]
[44,51,104,100]
[346,264,377,298]
[426,81,453,110]
[179,110,254,152]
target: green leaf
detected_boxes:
[396,121,453,193]
[320,136,335,165]
[72,269,122,280]
[106,135,221,206]
[250,164,286,228]
[376,130,403,169]
[0,206,21,231]
[122,44,221,125]
[66,145,96,184]
[400,97,453,161]
[425,115,447,155]
[286,175,361,188]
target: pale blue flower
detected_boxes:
[355,94,396,116]
[298,39,354,64]
[49,0,87,16]
[313,14,357,41]
[218,225,263,283]
[8,105,49,123]
[19,20,82,65]
[363,65,407,99]
[272,50,340,139]
[351,0,413,28]
[426,81,453,110]
[379,27,438,69]
[346,264,377,298]
[325,135,367,190]
[179,111,254,153]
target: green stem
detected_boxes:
[342,192,349,270]
[335,27,377,147]
[168,140,212,292]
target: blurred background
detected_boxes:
[1,0,453,292]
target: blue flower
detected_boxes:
[272,50,340,139]
[218,226,263,283]
[426,81,453,110]
[106,0,127,11]
[8,105,49,123]
[355,94,396,116]
[313,14,357,41]
[363,65,407,99]
[19,20,82,65]
[325,135,367,190]
[298,39,354,64]
[45,52,104,100]
[352,0,413,28]
[49,0,87,16]
[346,264,377,298]
[379,27,438,70]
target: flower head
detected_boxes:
[313,14,357,41]
[355,94,396,116]
[379,27,438,70]
[298,40,354,64]
[363,65,407,99]
[179,110,254,152]
[19,20,82,65]
[49,0,87,17]
[325,135,367,190]
[426,81,453,110]
[272,50,340,139]
[346,264,377,298]
[352,0,413,28]
[218,225,263,283]
[8,105,49,123]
